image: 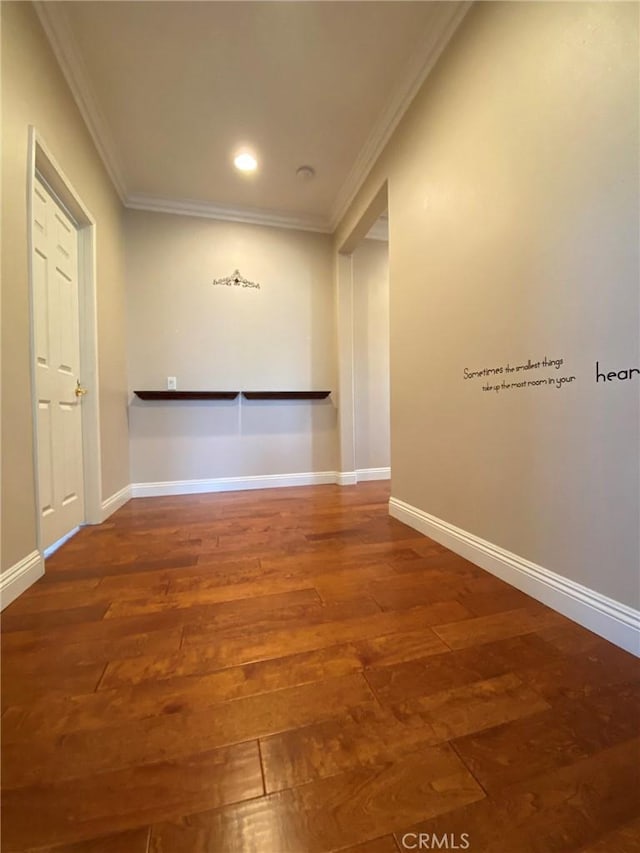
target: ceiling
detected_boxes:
[36,1,468,232]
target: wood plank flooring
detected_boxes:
[1,482,638,852]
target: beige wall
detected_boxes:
[352,239,390,471]
[336,2,639,607]
[3,0,637,616]
[1,2,129,570]
[125,209,337,483]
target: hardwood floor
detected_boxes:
[1,482,638,852]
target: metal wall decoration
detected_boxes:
[212,269,260,290]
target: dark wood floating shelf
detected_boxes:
[242,391,331,400]
[134,391,239,401]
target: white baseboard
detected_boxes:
[356,467,391,482]
[336,471,358,486]
[131,471,340,498]
[44,526,79,558]
[130,469,392,497]
[0,550,44,610]
[101,484,132,520]
[389,496,640,657]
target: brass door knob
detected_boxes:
[75,380,88,397]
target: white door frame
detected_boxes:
[27,127,102,559]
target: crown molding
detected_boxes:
[329,0,472,231]
[125,194,332,234]
[33,1,128,202]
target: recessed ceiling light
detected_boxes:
[234,151,258,173]
[296,165,315,180]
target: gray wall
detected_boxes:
[1,2,129,571]
[125,209,338,484]
[336,2,639,608]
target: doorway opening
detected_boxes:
[335,181,390,484]
[351,212,390,481]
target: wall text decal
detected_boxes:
[463,355,575,394]
[212,269,260,289]
[595,361,639,383]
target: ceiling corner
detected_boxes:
[34,0,129,203]
[329,0,473,232]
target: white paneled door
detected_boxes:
[32,176,85,551]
